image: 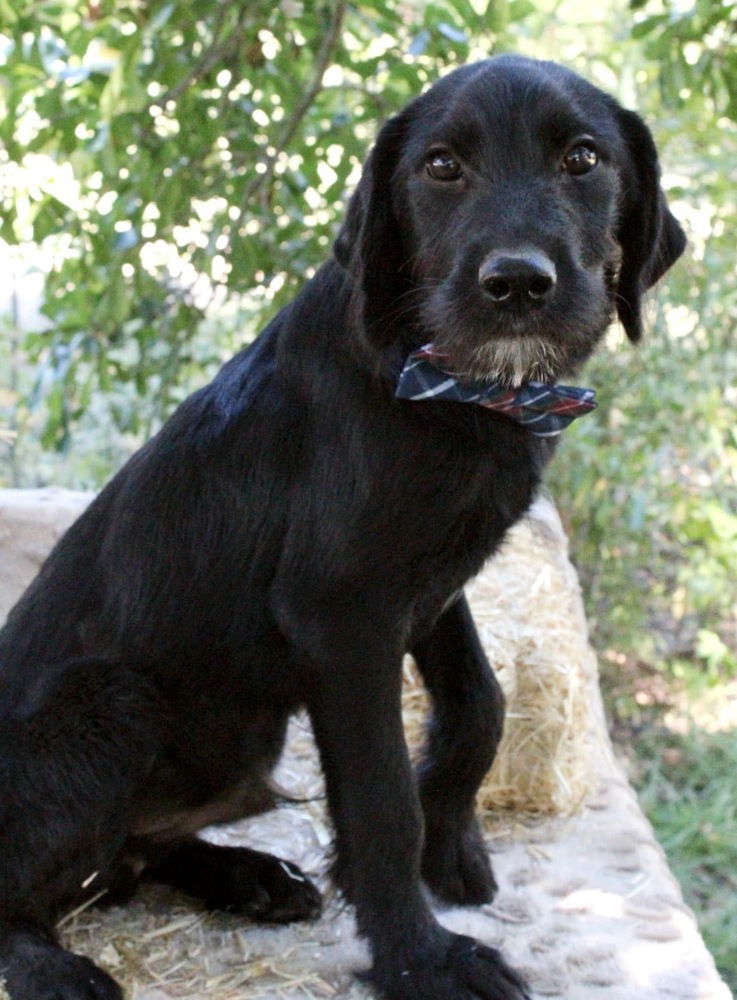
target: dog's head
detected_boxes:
[335,55,685,386]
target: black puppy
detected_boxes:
[0,55,684,1000]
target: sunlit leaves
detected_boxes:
[0,0,521,447]
[631,0,737,118]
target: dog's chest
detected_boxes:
[417,436,538,545]
[400,445,540,630]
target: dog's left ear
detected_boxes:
[614,108,686,342]
[334,111,410,348]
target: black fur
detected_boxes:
[0,56,684,1000]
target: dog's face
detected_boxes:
[336,55,685,386]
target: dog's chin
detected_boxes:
[444,336,567,388]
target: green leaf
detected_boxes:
[632,13,669,39]
[0,0,19,22]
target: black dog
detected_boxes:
[0,55,684,1000]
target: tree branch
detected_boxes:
[156,0,234,109]
[235,0,349,223]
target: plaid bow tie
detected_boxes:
[395,345,597,438]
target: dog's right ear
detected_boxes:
[334,112,410,348]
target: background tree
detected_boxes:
[1,0,505,449]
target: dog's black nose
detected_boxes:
[479,251,557,304]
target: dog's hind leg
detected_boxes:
[143,838,321,922]
[411,594,504,905]
[0,657,159,1000]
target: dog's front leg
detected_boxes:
[304,632,527,1000]
[412,594,504,905]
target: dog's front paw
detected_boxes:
[371,933,529,1000]
[422,818,497,905]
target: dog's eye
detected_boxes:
[426,151,463,182]
[562,141,598,175]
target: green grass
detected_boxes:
[621,714,737,990]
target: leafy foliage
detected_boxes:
[635,722,737,989]
[631,0,737,118]
[0,0,508,446]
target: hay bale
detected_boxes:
[468,496,606,815]
[403,495,605,817]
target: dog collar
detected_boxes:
[395,345,597,438]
